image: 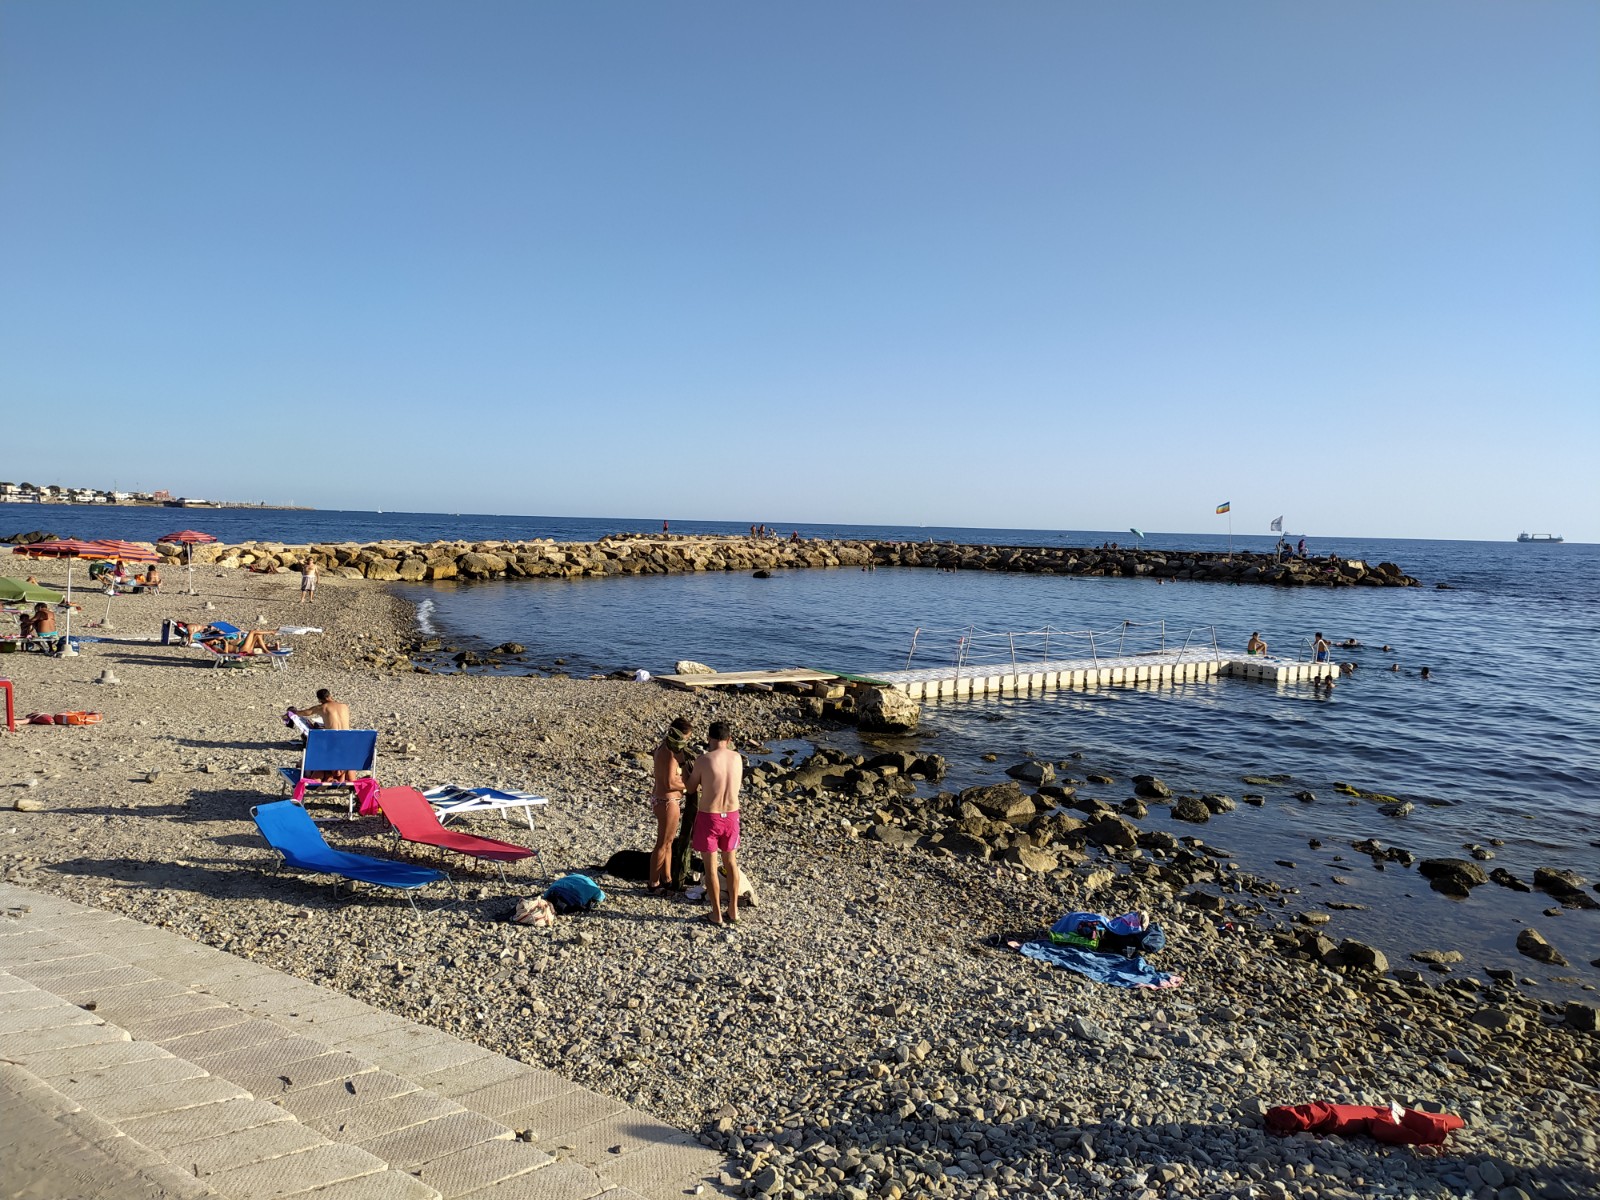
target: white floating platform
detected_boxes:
[871,650,1337,701]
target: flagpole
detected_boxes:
[1228,514,1233,561]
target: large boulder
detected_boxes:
[1516,928,1567,966]
[1171,797,1211,823]
[1006,761,1055,786]
[856,687,920,734]
[674,660,718,676]
[1336,939,1389,973]
[959,782,1034,822]
[1132,774,1172,799]
[1533,867,1599,909]
[1418,858,1489,897]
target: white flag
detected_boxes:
[1270,516,1283,532]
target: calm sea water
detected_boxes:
[11,505,1599,984]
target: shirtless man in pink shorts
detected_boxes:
[685,720,743,925]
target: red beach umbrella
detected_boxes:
[159,529,218,595]
[10,539,104,651]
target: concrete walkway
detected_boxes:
[0,882,725,1200]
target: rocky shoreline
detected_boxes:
[6,529,1421,588]
[2,573,1595,1199]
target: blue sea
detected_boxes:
[11,505,1599,985]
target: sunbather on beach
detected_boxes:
[30,604,56,636]
[197,626,281,656]
[294,688,350,730]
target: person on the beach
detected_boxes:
[1246,632,1268,656]
[685,720,743,925]
[141,565,161,592]
[1297,538,1306,557]
[294,688,350,730]
[191,624,280,656]
[30,604,56,636]
[1313,632,1330,663]
[648,717,692,894]
[299,560,317,603]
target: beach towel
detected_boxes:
[1266,1102,1463,1147]
[1018,940,1184,989]
[292,775,383,815]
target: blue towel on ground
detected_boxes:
[1018,941,1182,989]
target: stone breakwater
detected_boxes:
[79,532,1416,588]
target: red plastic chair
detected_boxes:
[375,786,536,880]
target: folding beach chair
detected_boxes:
[251,800,445,910]
[375,786,538,881]
[419,784,549,831]
[279,729,380,818]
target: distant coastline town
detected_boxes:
[0,479,310,510]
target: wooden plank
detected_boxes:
[655,668,840,689]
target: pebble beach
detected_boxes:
[1,570,1597,1200]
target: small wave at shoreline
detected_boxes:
[414,597,438,637]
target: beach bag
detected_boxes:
[542,873,606,915]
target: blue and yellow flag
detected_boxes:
[1215,502,1231,514]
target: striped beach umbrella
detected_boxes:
[10,539,103,652]
[160,529,218,595]
[83,540,163,627]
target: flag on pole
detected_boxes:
[1270,515,1283,532]
[1215,502,1231,514]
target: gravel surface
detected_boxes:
[2,571,1596,1200]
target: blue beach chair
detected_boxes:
[251,800,445,910]
[279,729,380,818]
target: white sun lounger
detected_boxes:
[420,785,548,831]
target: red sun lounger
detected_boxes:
[375,786,536,879]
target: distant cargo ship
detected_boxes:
[1517,532,1563,543]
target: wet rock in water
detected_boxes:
[1418,858,1489,896]
[1534,867,1599,909]
[1380,800,1414,818]
[1515,928,1567,966]
[1171,797,1210,823]
[959,782,1033,821]
[1336,939,1389,973]
[1083,814,1140,848]
[1005,760,1055,785]
[1564,1001,1599,1033]
[855,687,920,734]
[1489,867,1533,893]
[493,642,526,654]
[751,569,771,578]
[1119,797,1148,819]
[1202,793,1236,814]
[1411,949,1464,965]
[1241,793,1265,806]
[1132,774,1171,799]
[1294,790,1316,803]
[1086,772,1115,786]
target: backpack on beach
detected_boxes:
[542,873,606,914]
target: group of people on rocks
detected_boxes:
[647,717,745,926]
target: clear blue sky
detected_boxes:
[2,1,1596,541]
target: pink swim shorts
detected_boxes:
[691,810,740,854]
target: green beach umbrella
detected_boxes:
[0,577,65,604]
[1129,528,1146,540]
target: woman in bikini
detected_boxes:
[648,717,693,894]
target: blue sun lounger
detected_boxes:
[279,729,380,818]
[251,800,445,909]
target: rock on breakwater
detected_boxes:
[105,532,1419,588]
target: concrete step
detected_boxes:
[0,884,725,1200]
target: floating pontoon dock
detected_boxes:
[869,649,1336,700]
[657,651,1336,698]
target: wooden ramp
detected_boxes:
[655,667,842,690]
